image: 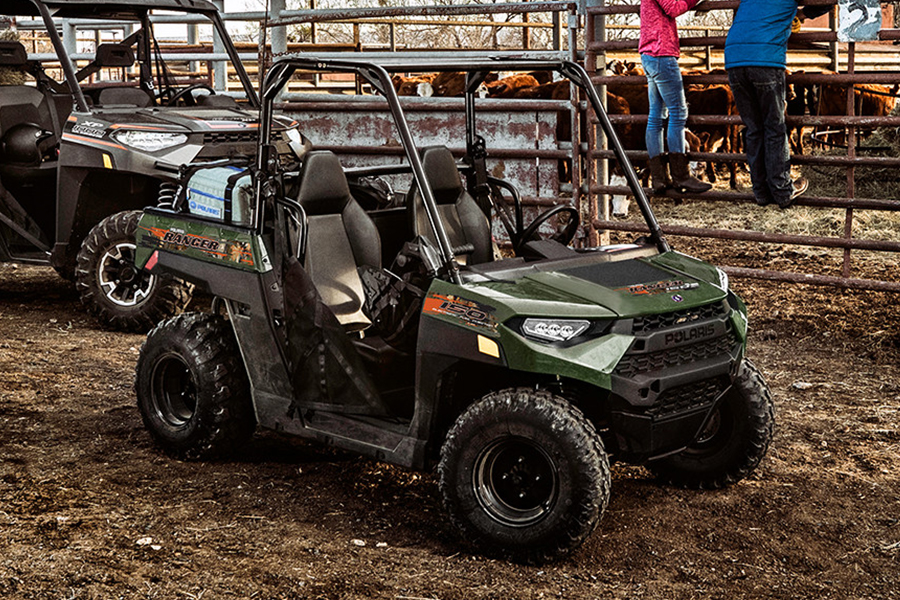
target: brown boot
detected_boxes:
[648,154,672,194]
[668,153,712,193]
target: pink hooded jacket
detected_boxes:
[639,0,699,57]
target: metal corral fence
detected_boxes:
[585,0,900,292]
[11,1,900,289]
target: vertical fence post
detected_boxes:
[271,0,287,56]
[552,12,562,51]
[583,0,608,248]
[187,22,198,74]
[62,20,77,57]
[211,0,227,91]
[843,42,857,279]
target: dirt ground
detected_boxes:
[1,258,898,600]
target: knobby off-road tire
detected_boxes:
[438,388,610,563]
[75,210,192,333]
[135,312,256,460]
[649,358,775,489]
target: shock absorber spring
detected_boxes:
[157,181,180,209]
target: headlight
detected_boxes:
[716,267,729,291]
[112,130,188,152]
[521,318,590,343]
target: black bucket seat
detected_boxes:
[294,150,382,330]
[407,145,492,265]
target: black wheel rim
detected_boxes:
[150,353,197,429]
[684,400,735,457]
[473,437,559,527]
[97,241,156,308]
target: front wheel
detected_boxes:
[75,210,192,332]
[648,359,775,489]
[438,388,610,563]
[135,312,256,459]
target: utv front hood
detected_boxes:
[422,251,739,392]
[463,251,728,322]
[92,106,259,133]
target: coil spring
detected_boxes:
[157,182,180,209]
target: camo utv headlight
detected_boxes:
[112,130,188,152]
[521,318,591,343]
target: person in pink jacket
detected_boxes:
[640,0,710,194]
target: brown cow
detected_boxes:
[428,71,499,97]
[815,82,897,147]
[785,71,819,154]
[392,73,437,97]
[508,79,570,100]
[685,84,740,189]
[486,74,541,98]
[605,62,649,163]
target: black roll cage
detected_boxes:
[17,0,259,113]
[256,57,670,285]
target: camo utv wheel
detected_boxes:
[135,313,255,459]
[75,210,192,332]
[649,359,775,489]
[438,388,610,563]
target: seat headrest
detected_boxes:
[0,41,27,67]
[94,43,135,68]
[296,151,353,216]
[98,87,153,108]
[420,146,463,204]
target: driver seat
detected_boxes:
[82,44,153,107]
[294,150,382,330]
[407,145,492,265]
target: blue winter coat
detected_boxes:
[724,0,799,69]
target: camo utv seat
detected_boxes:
[0,41,63,144]
[294,150,382,330]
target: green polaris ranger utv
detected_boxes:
[133,57,774,562]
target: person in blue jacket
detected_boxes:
[725,1,830,208]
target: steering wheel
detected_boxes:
[515,204,580,255]
[165,83,217,107]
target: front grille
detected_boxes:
[632,302,728,335]
[614,329,737,378]
[646,378,725,417]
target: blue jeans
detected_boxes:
[641,54,688,157]
[727,67,791,206]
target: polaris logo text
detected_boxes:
[664,324,716,346]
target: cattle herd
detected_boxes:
[391,61,898,195]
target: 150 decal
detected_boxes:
[422,293,498,333]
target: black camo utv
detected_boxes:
[0,0,305,330]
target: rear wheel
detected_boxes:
[648,359,775,489]
[135,312,255,459]
[75,210,192,332]
[438,388,610,563]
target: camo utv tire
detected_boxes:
[135,312,256,460]
[648,358,775,489]
[438,388,610,563]
[75,210,192,332]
